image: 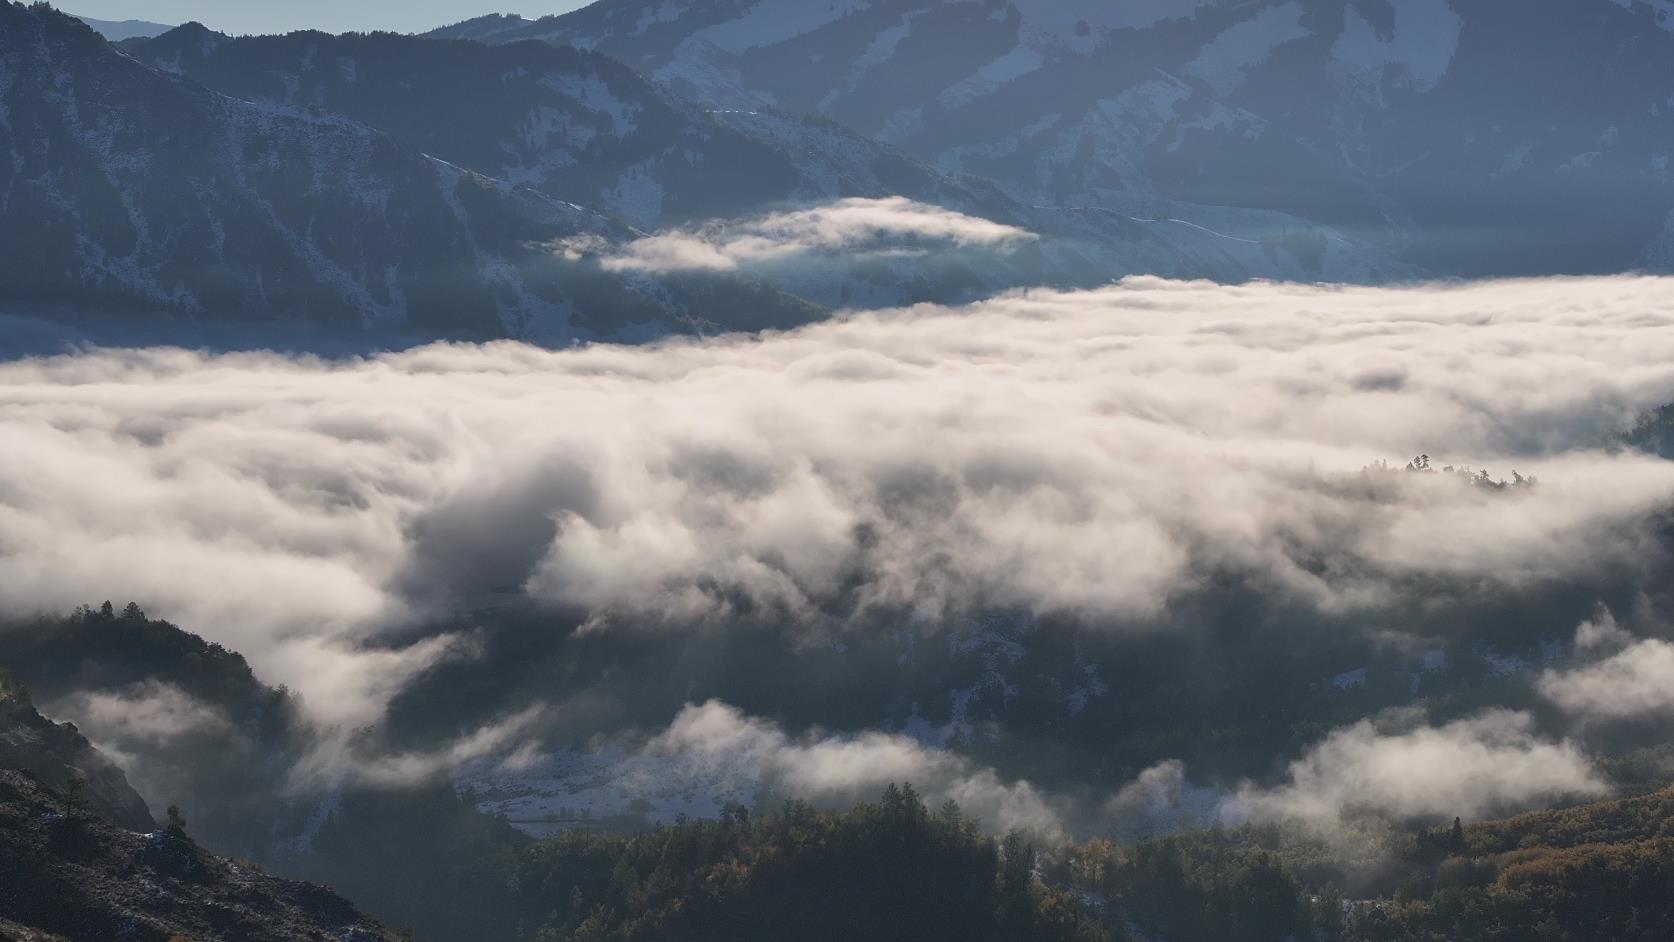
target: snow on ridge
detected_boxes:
[1185,2,1310,97]
[606,160,666,225]
[819,17,913,110]
[1332,667,1368,690]
[938,46,1045,110]
[1607,0,1674,32]
[539,72,639,138]
[1331,0,1462,94]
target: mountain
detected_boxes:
[435,0,1674,277]
[0,678,393,939]
[124,22,1413,311]
[0,3,821,342]
[127,23,842,229]
[0,768,398,942]
[0,605,532,942]
[70,13,172,40]
[1069,783,1674,942]
[0,681,153,832]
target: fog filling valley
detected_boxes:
[7,274,1674,841]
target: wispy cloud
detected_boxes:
[1226,709,1607,825]
[290,703,550,790]
[1541,637,1674,722]
[644,700,1064,836]
[571,196,1036,273]
[61,681,231,745]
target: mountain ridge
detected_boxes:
[0,2,825,343]
[124,17,1413,311]
[0,680,153,833]
[433,0,1674,276]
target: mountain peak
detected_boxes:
[424,11,536,41]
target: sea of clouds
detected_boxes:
[6,274,1674,833]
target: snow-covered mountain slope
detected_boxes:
[128,24,822,230]
[441,0,1674,277]
[125,22,1411,313]
[0,4,822,341]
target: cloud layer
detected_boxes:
[1228,709,1608,825]
[4,275,1674,730]
[648,701,1062,835]
[577,196,1035,273]
[1541,638,1674,722]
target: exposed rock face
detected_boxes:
[0,768,396,942]
[0,692,153,833]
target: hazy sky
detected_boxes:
[69,1,590,35]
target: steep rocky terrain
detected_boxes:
[436,0,1674,276]
[0,768,398,942]
[0,683,153,832]
[0,676,403,941]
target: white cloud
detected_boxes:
[58,681,230,745]
[647,700,1064,835]
[289,703,550,790]
[1101,760,1225,842]
[1226,709,1607,824]
[586,196,1036,273]
[1573,607,1636,653]
[1540,638,1674,721]
[3,276,1674,728]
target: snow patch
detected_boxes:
[1186,2,1310,97]
[1608,0,1674,32]
[540,73,638,138]
[819,18,913,110]
[939,46,1045,110]
[1332,667,1368,690]
[606,161,666,225]
[1331,0,1462,94]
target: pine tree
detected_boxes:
[64,774,87,820]
[937,798,963,825]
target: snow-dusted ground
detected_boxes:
[1186,2,1310,97]
[1330,0,1462,94]
[457,743,759,837]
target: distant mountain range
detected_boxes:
[69,12,171,41]
[433,0,1674,277]
[122,20,1400,310]
[4,0,1672,342]
[0,4,822,341]
[0,1,1419,346]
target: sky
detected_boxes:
[68,1,590,35]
